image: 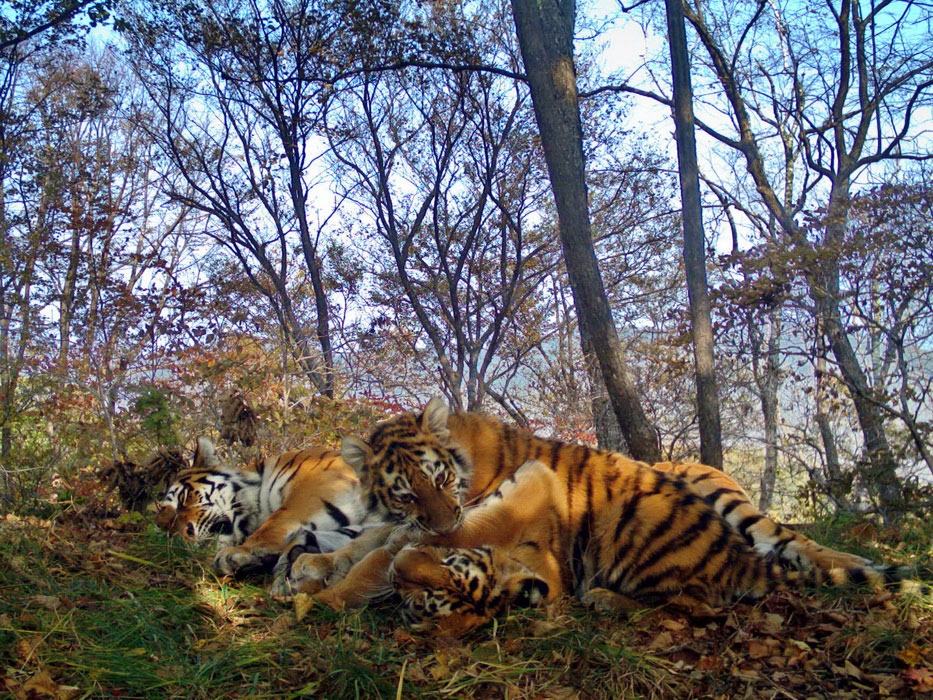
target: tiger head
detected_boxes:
[389,544,550,635]
[155,437,253,545]
[341,397,469,536]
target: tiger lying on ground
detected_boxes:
[155,437,376,576]
[389,459,906,635]
[276,398,906,613]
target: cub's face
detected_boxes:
[341,399,468,535]
[154,438,237,544]
[389,544,549,635]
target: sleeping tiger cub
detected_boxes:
[155,437,375,576]
[280,397,902,612]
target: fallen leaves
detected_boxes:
[293,592,314,622]
[647,630,673,650]
[15,636,44,662]
[613,589,933,698]
[896,642,929,666]
[2,670,80,700]
[27,595,63,611]
[903,666,933,692]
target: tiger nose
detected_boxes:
[424,506,462,534]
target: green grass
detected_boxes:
[794,510,933,573]
[1,511,932,699]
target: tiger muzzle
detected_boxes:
[155,506,179,532]
[413,477,463,534]
[154,506,195,540]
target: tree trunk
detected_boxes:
[510,0,660,462]
[813,182,902,521]
[288,151,335,399]
[814,343,853,516]
[582,345,626,453]
[663,0,722,468]
[755,306,782,511]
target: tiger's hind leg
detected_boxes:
[581,587,720,620]
[580,588,644,614]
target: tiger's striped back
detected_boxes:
[343,398,893,586]
[390,460,787,632]
[390,459,921,634]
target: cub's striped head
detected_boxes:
[341,398,468,535]
[390,544,549,634]
[155,437,246,544]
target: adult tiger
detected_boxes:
[278,398,899,610]
[155,437,375,576]
[389,460,899,635]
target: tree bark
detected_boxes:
[510,0,659,461]
[814,334,850,511]
[751,306,781,511]
[582,341,626,452]
[663,0,722,468]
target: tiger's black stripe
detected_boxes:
[323,499,351,528]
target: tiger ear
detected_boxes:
[193,437,221,468]
[341,435,372,476]
[420,397,450,440]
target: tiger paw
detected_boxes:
[213,545,272,576]
[270,551,351,601]
[311,588,347,612]
[580,587,643,615]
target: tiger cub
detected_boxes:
[390,460,864,635]
[155,437,375,576]
[281,398,898,609]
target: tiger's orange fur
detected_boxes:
[156,437,370,576]
[388,459,908,634]
[392,461,771,632]
[283,398,899,610]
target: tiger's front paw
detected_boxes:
[213,545,276,576]
[270,552,352,601]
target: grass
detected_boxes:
[797,511,933,569]
[1,510,932,699]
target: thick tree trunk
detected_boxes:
[510,0,660,461]
[663,0,722,469]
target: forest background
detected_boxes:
[2,1,933,698]
[3,0,932,523]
